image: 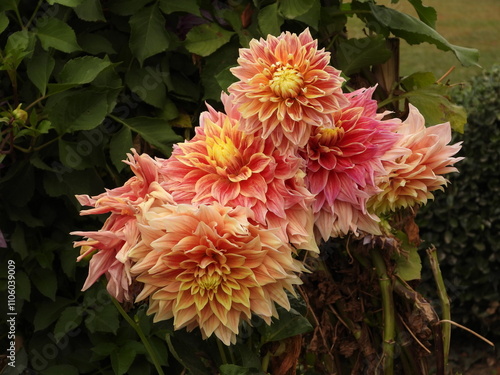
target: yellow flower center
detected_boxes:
[269,64,304,98]
[198,273,222,291]
[318,126,344,146]
[207,136,242,172]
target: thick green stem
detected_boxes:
[217,338,228,364]
[25,95,48,111]
[371,249,395,375]
[427,247,451,370]
[261,350,271,373]
[25,0,44,29]
[111,298,165,375]
[12,6,24,29]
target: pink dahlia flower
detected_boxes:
[71,150,174,302]
[300,87,401,240]
[368,104,463,213]
[228,28,348,154]
[128,203,304,345]
[159,94,318,252]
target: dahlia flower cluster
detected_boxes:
[72,29,462,345]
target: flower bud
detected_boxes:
[12,105,28,123]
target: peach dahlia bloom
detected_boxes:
[300,87,401,240]
[129,202,304,345]
[228,28,348,154]
[71,150,174,302]
[159,94,318,252]
[368,104,463,214]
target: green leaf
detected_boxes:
[166,334,208,375]
[78,33,116,55]
[32,268,58,301]
[44,167,104,198]
[215,67,239,93]
[74,0,105,21]
[47,0,85,7]
[41,365,79,375]
[129,4,171,65]
[111,345,137,375]
[110,126,133,172]
[407,88,467,133]
[233,342,262,370]
[59,243,77,278]
[53,306,83,340]
[46,83,81,96]
[278,0,315,19]
[93,76,122,113]
[219,8,255,48]
[119,116,182,156]
[169,72,200,103]
[36,17,81,53]
[125,65,167,108]
[185,23,235,57]
[337,35,392,75]
[2,30,35,70]
[160,97,179,121]
[219,364,253,375]
[401,72,467,133]
[294,0,321,30]
[58,137,105,170]
[0,0,17,12]
[393,231,422,281]
[92,65,122,90]
[258,3,283,37]
[37,242,56,268]
[58,56,113,84]
[401,71,436,89]
[46,88,110,134]
[407,0,437,28]
[5,30,33,55]
[85,302,120,334]
[148,336,169,366]
[368,4,479,67]
[16,271,31,302]
[10,225,28,259]
[0,12,9,35]
[159,0,201,16]
[91,342,118,356]
[8,205,44,228]
[34,298,73,331]
[107,0,151,16]
[258,305,313,344]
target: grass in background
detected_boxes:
[347,0,500,83]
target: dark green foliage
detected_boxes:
[0,0,480,373]
[418,65,500,337]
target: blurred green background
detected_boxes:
[349,0,500,83]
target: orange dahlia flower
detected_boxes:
[228,28,348,154]
[129,202,304,345]
[300,87,401,239]
[368,104,463,214]
[159,93,318,252]
[71,150,174,302]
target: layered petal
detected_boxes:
[300,87,401,240]
[160,93,318,252]
[129,203,304,345]
[368,104,463,213]
[228,28,348,154]
[71,151,175,302]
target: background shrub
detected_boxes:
[418,65,500,338]
[0,0,482,373]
